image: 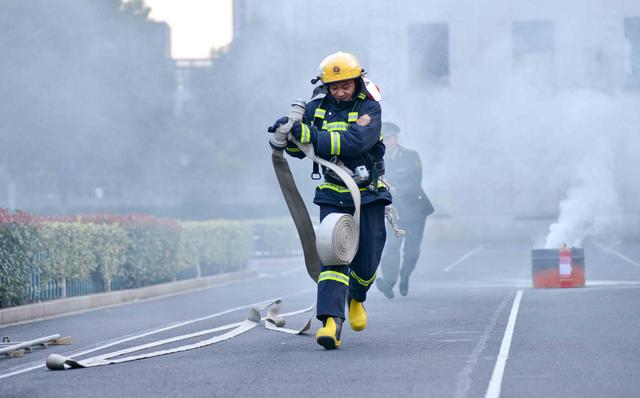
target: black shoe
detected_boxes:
[376,278,394,299]
[399,277,409,297]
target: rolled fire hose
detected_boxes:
[270,101,361,278]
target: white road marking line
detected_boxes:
[594,243,640,269]
[280,267,304,276]
[485,290,524,398]
[587,280,640,286]
[443,245,485,272]
[0,302,261,380]
[453,293,512,398]
[0,289,313,380]
[0,275,258,330]
[437,339,475,343]
[259,268,304,278]
[429,330,481,336]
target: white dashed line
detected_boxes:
[443,245,485,272]
[594,243,640,269]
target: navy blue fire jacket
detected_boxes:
[285,84,392,208]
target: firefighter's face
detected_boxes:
[328,79,356,102]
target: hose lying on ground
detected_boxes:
[46,299,315,370]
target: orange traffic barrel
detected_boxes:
[531,247,585,288]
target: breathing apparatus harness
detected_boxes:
[309,86,385,194]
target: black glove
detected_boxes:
[267,116,289,133]
[290,121,317,145]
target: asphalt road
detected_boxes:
[1,239,639,398]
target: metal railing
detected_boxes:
[24,271,106,303]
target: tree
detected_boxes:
[0,0,175,209]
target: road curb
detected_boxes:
[0,269,257,327]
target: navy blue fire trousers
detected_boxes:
[316,201,387,321]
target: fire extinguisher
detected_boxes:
[559,245,573,287]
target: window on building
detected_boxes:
[512,20,554,66]
[512,21,554,65]
[624,17,640,90]
[511,20,555,84]
[408,23,450,86]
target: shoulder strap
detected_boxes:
[312,98,328,129]
[348,96,364,123]
[310,98,327,179]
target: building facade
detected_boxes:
[231,0,640,239]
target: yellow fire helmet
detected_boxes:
[318,51,363,84]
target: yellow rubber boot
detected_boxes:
[349,299,367,331]
[316,317,342,350]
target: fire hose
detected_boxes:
[45,101,350,371]
[46,299,314,370]
[270,100,361,278]
[45,101,403,371]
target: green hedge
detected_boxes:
[0,212,301,309]
[36,222,128,293]
[178,220,252,276]
[118,216,182,288]
[90,224,128,291]
[249,218,302,256]
[38,222,96,282]
[0,211,38,308]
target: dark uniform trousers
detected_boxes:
[316,201,387,320]
[380,216,427,287]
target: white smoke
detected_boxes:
[539,89,627,248]
[545,163,621,248]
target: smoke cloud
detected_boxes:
[545,164,621,248]
[2,0,639,242]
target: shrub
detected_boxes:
[0,210,38,308]
[45,214,182,289]
[89,224,128,291]
[38,222,96,282]
[178,220,252,276]
[118,215,182,287]
[1,211,258,309]
[249,218,302,256]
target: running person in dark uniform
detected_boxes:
[376,122,434,298]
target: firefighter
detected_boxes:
[376,122,434,298]
[269,51,391,349]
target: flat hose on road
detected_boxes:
[46,299,315,370]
